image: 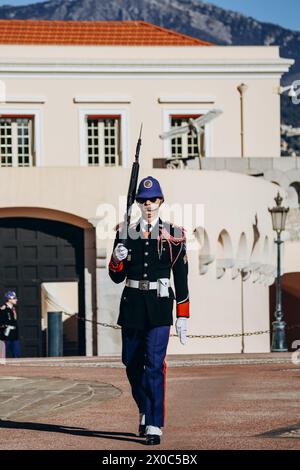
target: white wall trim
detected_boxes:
[162,107,212,159]
[0,74,290,80]
[158,95,215,104]
[74,95,131,104]
[4,96,46,104]
[78,108,129,168]
[0,107,42,166]
[0,58,294,78]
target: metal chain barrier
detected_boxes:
[57,311,292,339]
[61,312,300,339]
[170,330,271,339]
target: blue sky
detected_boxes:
[205,0,300,31]
[0,0,299,32]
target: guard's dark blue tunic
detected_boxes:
[109,218,190,328]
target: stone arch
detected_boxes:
[286,186,298,208]
[251,235,261,260]
[262,236,271,264]
[236,232,247,259]
[249,215,263,281]
[286,169,300,184]
[232,232,250,280]
[193,226,214,275]
[216,229,234,279]
[0,206,93,229]
[257,235,276,286]
[264,169,290,189]
[0,206,96,357]
[288,182,300,207]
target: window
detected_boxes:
[86,116,120,166]
[170,114,206,159]
[0,116,34,167]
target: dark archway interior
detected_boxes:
[290,182,300,206]
[269,272,300,351]
[0,217,85,357]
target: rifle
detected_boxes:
[119,124,142,246]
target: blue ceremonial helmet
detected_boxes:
[4,291,18,301]
[135,176,164,202]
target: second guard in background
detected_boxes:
[0,291,21,358]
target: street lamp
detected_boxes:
[237,83,248,158]
[268,192,289,352]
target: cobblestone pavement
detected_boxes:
[0,376,120,421]
[0,353,299,450]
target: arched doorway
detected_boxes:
[269,272,300,351]
[0,217,85,357]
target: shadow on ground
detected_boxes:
[0,419,147,445]
[258,422,300,439]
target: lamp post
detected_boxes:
[268,192,289,352]
[237,83,248,158]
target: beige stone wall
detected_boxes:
[0,44,292,168]
[0,76,281,163]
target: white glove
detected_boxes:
[175,318,188,345]
[113,243,128,262]
[4,325,16,337]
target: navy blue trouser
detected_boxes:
[4,339,21,358]
[121,325,170,428]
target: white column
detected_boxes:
[84,226,96,356]
[91,220,122,356]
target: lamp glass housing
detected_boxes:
[271,210,287,232]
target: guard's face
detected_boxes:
[8,298,18,305]
[137,198,163,219]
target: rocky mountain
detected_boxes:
[0,0,298,130]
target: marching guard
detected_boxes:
[109,176,190,445]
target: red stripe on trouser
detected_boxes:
[162,326,171,427]
[163,359,167,426]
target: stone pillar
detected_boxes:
[94,224,122,356]
[84,225,97,356]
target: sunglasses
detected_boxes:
[136,197,159,204]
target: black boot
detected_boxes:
[138,424,146,437]
[138,413,146,437]
[146,434,161,445]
